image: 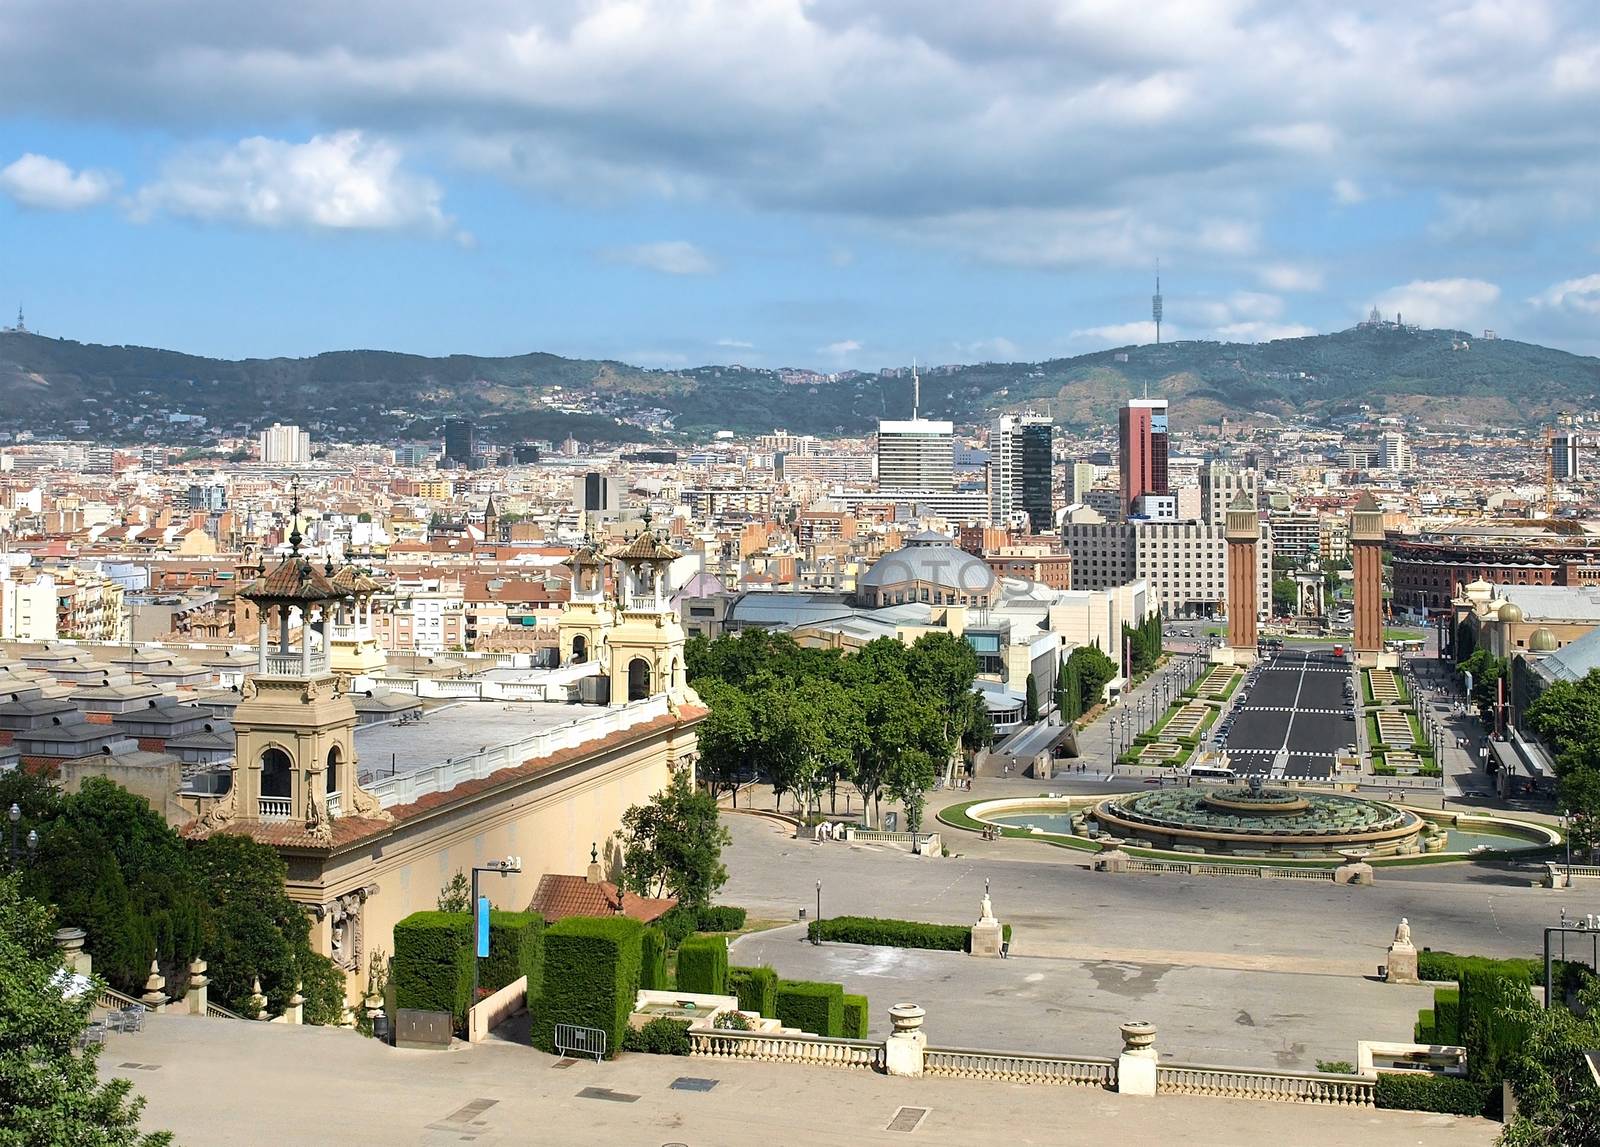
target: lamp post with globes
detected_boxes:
[6,803,38,868]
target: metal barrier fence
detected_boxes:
[555,1023,607,1061]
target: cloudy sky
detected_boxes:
[1,0,1597,367]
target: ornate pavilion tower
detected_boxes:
[605,515,688,705]
[557,537,614,668]
[325,561,389,683]
[1223,490,1260,665]
[199,514,386,839]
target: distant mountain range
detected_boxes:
[2,325,1596,444]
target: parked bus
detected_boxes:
[1186,762,1237,781]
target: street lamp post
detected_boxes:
[814,881,822,944]
[469,856,523,1024]
[1564,810,1573,869]
[6,803,18,863]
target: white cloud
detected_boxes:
[602,240,716,276]
[1531,274,1600,316]
[0,153,116,210]
[1215,321,1317,342]
[1371,278,1500,330]
[133,131,459,238]
[1258,263,1323,292]
[1069,321,1158,346]
[715,337,754,348]
[1332,178,1366,205]
[819,339,862,356]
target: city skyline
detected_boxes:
[0,2,1597,367]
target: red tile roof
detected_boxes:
[530,874,677,924]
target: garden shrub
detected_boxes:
[676,934,729,995]
[1432,988,1460,1044]
[655,904,699,947]
[482,911,544,995]
[639,927,668,992]
[729,965,777,1016]
[696,905,747,932]
[1414,1009,1435,1044]
[1374,1072,1491,1115]
[842,993,869,1039]
[392,911,473,1027]
[531,916,644,1058]
[1459,966,1531,1091]
[775,979,844,1037]
[621,1016,691,1055]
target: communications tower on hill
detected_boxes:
[1151,262,1163,345]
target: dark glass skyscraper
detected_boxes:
[443,418,476,468]
[1019,417,1054,533]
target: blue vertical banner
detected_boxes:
[476,896,490,958]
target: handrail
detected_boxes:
[688,1029,883,1070]
[206,1001,247,1020]
[924,1046,1115,1087]
[97,985,154,1012]
[1156,1061,1374,1106]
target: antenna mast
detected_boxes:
[1151,260,1163,347]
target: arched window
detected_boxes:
[261,748,292,798]
[572,634,588,664]
[326,746,341,793]
[627,657,650,701]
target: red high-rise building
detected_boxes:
[1118,397,1169,515]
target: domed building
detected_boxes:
[856,531,999,609]
[1451,583,1600,661]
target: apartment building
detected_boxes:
[0,565,57,640]
[1062,520,1272,620]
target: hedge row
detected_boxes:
[1374,1072,1492,1115]
[621,1016,691,1055]
[392,909,543,1030]
[775,979,843,1037]
[842,994,869,1039]
[729,965,777,1016]
[640,926,669,991]
[1416,950,1540,985]
[806,915,1012,953]
[655,904,749,946]
[676,934,729,995]
[532,916,644,1058]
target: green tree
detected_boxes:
[1024,673,1039,723]
[190,833,312,1015]
[1271,577,1298,616]
[436,871,470,913]
[886,748,939,834]
[0,873,172,1146]
[617,770,732,908]
[1499,980,1600,1146]
[1068,644,1117,712]
[693,678,759,806]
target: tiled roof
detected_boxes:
[330,564,385,595]
[239,557,341,603]
[530,874,677,924]
[611,532,682,563]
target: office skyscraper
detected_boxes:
[1119,397,1169,515]
[1553,429,1580,481]
[989,414,1054,531]
[443,418,476,468]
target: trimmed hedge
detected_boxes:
[696,905,748,932]
[729,965,777,1017]
[532,916,644,1058]
[1414,1009,1435,1044]
[640,927,669,992]
[656,905,699,947]
[392,911,473,1027]
[1432,988,1460,1044]
[1416,949,1541,985]
[482,911,544,996]
[806,915,1013,953]
[775,979,844,1037]
[842,993,869,1039]
[676,934,729,995]
[621,1016,691,1055]
[1374,1072,1491,1115]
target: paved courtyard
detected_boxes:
[733,926,1432,1067]
[103,1012,1496,1147]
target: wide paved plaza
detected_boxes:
[105,1011,1495,1146]
[1220,649,1353,778]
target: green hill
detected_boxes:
[2,324,1595,443]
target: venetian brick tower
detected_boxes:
[1351,492,1386,667]
[1224,490,1260,664]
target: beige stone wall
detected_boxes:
[296,720,690,1004]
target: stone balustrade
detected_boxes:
[1155,1062,1375,1106]
[924,1047,1115,1087]
[689,1029,883,1070]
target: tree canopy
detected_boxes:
[616,769,732,908]
[0,873,172,1146]
[688,628,982,827]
